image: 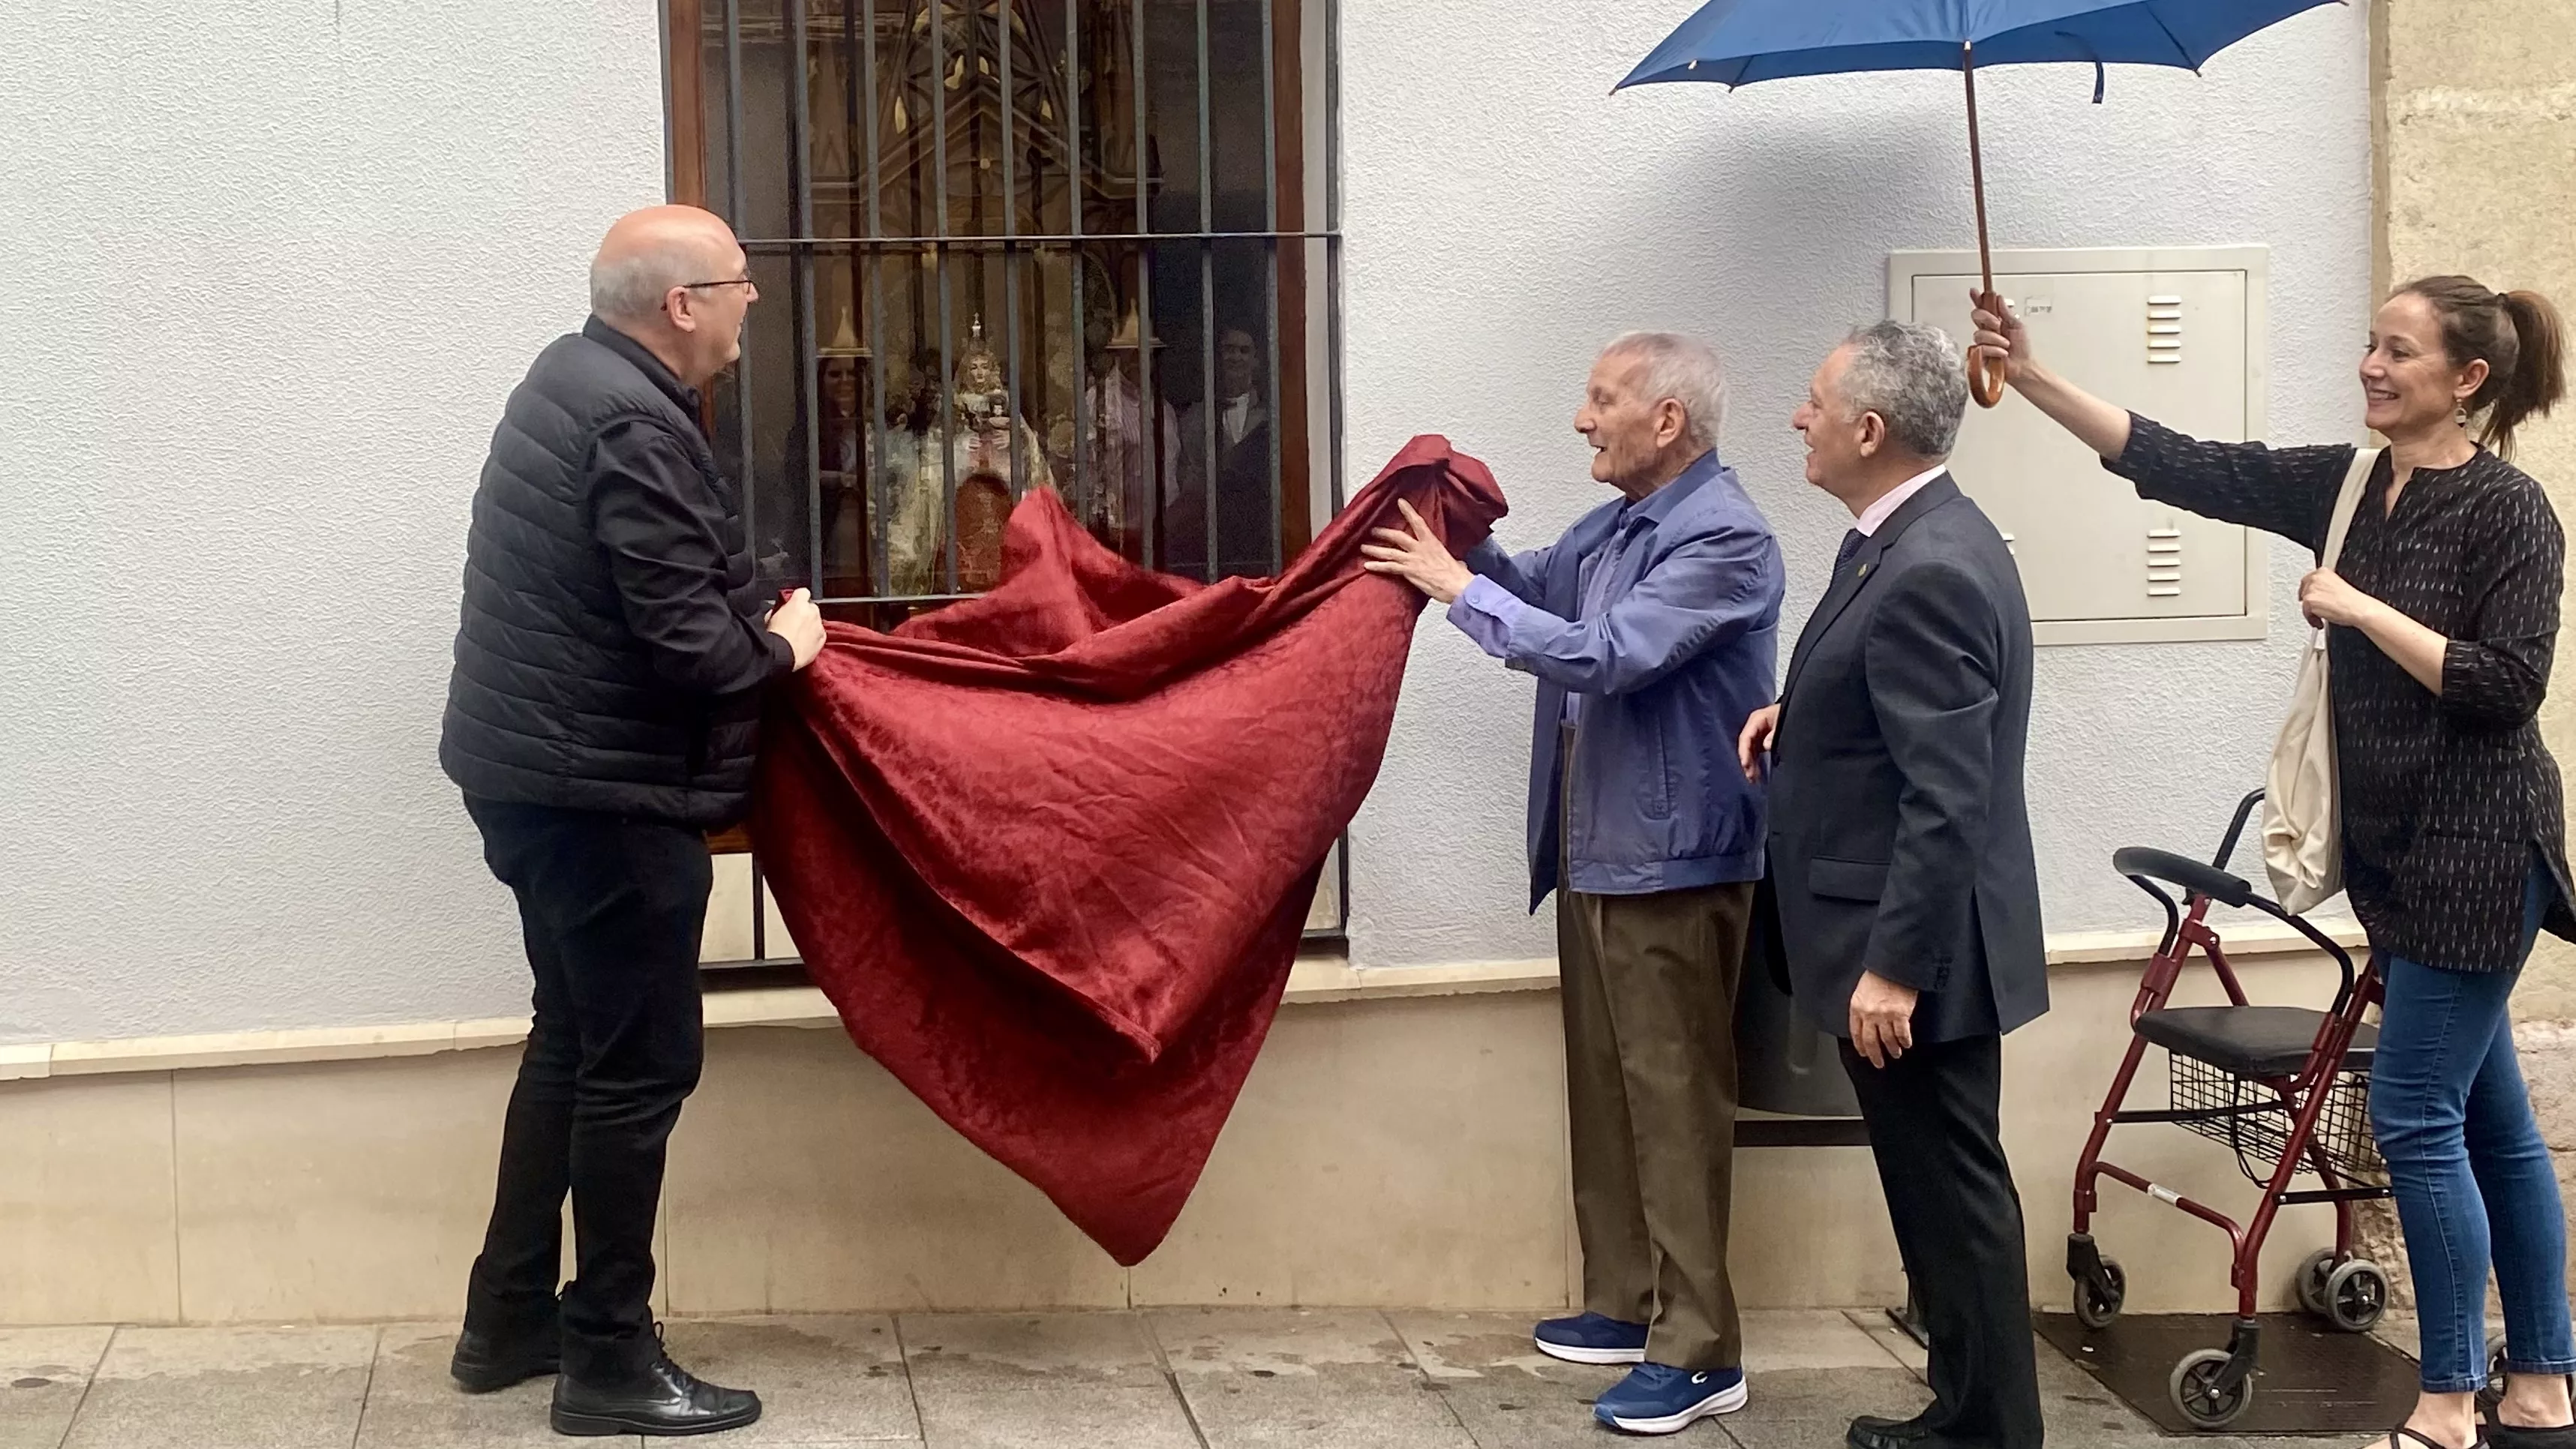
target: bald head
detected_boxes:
[588,206,757,387]
[590,206,737,321]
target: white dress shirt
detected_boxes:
[1854,464,1947,536]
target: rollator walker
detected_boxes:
[2064,789,2393,1430]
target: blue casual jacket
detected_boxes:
[1459,454,1784,907]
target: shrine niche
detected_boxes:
[678,0,1320,621]
[794,0,1166,602]
[669,0,1347,932]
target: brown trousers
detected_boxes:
[1557,732,1752,1372]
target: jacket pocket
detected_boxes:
[1647,716,1674,820]
[1809,856,1889,902]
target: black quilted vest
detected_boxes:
[440,320,769,828]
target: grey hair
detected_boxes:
[589,236,707,322]
[1837,320,1968,460]
[1601,331,1728,451]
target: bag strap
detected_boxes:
[2319,447,2380,572]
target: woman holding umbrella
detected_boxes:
[1971,280,2570,1449]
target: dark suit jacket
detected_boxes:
[1761,475,2047,1043]
[1166,412,1275,580]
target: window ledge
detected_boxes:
[2,916,2366,1082]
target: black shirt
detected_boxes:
[2108,415,2574,970]
[585,322,794,696]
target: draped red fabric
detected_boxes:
[749,436,1506,1264]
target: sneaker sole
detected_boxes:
[1532,1338,1647,1366]
[1593,1378,1751,1435]
[548,1402,763,1437]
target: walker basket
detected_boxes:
[2166,1052,2387,1187]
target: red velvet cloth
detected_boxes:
[750,436,1506,1264]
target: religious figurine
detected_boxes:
[878,316,1052,595]
[1044,300,1178,563]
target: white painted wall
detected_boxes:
[1340,2,2373,968]
[0,0,2371,1042]
[0,1,665,1042]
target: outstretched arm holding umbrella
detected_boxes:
[1975,280,2576,1449]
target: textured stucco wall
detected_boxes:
[1340,1,2375,967]
[2,2,2373,1042]
[2376,0,2576,1016]
[0,2,666,1042]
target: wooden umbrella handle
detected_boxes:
[1968,287,2008,408]
[1969,350,2007,407]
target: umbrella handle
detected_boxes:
[1968,294,2008,409]
[1962,45,2006,410]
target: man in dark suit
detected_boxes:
[1169,326,1276,580]
[1737,320,2049,1449]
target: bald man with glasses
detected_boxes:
[439,206,824,1438]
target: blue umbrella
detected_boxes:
[1617,0,2342,404]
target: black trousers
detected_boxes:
[461,796,713,1383]
[1842,1034,2044,1449]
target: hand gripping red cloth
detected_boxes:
[750,436,1506,1264]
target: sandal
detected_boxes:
[2385,1426,2490,1449]
[2486,1372,2576,1448]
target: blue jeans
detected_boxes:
[2371,860,2576,1394]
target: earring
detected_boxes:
[2456,403,2470,428]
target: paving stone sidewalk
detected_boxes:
[0,1308,2376,1448]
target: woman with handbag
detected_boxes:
[1970,276,2571,1449]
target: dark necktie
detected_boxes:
[1834,529,1866,577]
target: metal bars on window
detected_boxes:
[681,0,1348,944]
[695,0,1340,618]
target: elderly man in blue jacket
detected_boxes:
[1367,331,1785,1436]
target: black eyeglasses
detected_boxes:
[680,278,756,290]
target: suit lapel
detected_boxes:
[1782,554,1867,702]
[1781,475,1959,703]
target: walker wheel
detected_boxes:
[2170,1347,2253,1430]
[2323,1259,2389,1334]
[2292,1248,2337,1317]
[2073,1258,2126,1330]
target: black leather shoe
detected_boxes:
[551,1342,761,1438]
[449,1326,560,1394]
[1847,1417,1939,1449]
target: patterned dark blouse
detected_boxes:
[2108,415,2574,972]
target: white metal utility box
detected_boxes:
[1891,245,2272,646]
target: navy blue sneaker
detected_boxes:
[1591,1363,1749,1435]
[1533,1311,1649,1365]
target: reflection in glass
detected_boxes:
[701,0,1305,601]
[1069,284,1181,562]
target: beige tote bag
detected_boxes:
[2263,446,2379,913]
